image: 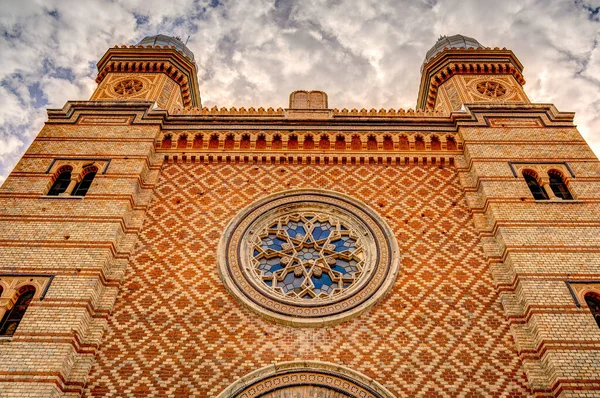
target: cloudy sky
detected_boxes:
[1,0,599,183]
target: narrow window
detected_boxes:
[383,136,394,151]
[192,134,204,148]
[446,136,457,150]
[303,135,314,150]
[72,167,98,197]
[335,135,346,150]
[177,134,188,149]
[0,285,3,297]
[0,286,35,336]
[415,136,425,150]
[351,135,362,151]
[224,134,235,150]
[430,136,441,151]
[256,135,267,150]
[208,134,219,149]
[399,136,409,150]
[272,135,283,150]
[47,167,73,196]
[287,135,298,150]
[161,134,172,149]
[548,171,573,200]
[367,136,377,151]
[523,172,548,200]
[240,134,251,149]
[584,293,600,329]
[319,135,330,150]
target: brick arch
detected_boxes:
[351,135,362,151]
[383,135,394,151]
[224,134,235,150]
[240,134,251,150]
[208,134,220,149]
[367,135,378,151]
[446,135,457,150]
[287,134,298,150]
[414,135,425,150]
[161,134,173,149]
[319,134,330,150]
[177,134,188,149]
[272,134,283,150]
[398,135,409,150]
[334,134,346,150]
[303,134,314,150]
[192,134,204,148]
[255,134,267,150]
[430,135,441,150]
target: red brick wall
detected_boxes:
[84,162,530,397]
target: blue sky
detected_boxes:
[1,0,599,183]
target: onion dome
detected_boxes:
[138,34,195,61]
[422,34,484,72]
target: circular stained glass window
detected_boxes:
[218,189,400,326]
[113,79,144,95]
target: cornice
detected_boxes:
[45,101,575,130]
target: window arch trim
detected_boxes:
[216,361,396,398]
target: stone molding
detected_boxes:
[216,361,397,398]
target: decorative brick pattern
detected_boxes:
[83,162,530,397]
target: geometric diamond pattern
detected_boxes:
[83,163,530,397]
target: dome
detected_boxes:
[422,34,484,70]
[137,34,195,61]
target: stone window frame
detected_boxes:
[217,189,400,327]
[44,158,110,198]
[0,274,54,340]
[509,162,577,201]
[216,360,396,398]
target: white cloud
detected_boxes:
[0,0,599,183]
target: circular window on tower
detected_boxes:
[113,78,144,96]
[475,80,507,98]
[217,189,400,326]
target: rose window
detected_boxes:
[113,79,144,95]
[253,214,365,300]
[476,81,507,98]
[218,189,400,326]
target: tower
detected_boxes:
[0,34,599,398]
[90,34,201,111]
[417,34,529,112]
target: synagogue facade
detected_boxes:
[0,34,598,397]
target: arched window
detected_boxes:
[523,171,549,200]
[47,166,73,196]
[256,135,267,150]
[351,135,362,151]
[446,136,457,150]
[367,135,378,151]
[177,134,188,149]
[208,134,220,149]
[224,134,235,150]
[72,166,98,197]
[240,134,251,149]
[319,135,330,150]
[399,135,409,150]
[272,135,283,150]
[548,171,573,200]
[287,135,298,150]
[415,136,425,150]
[161,134,172,149]
[383,135,394,151]
[192,134,204,148]
[584,293,600,328]
[303,135,314,150]
[335,135,346,150]
[0,286,35,336]
[430,136,441,150]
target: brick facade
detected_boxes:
[0,35,598,397]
